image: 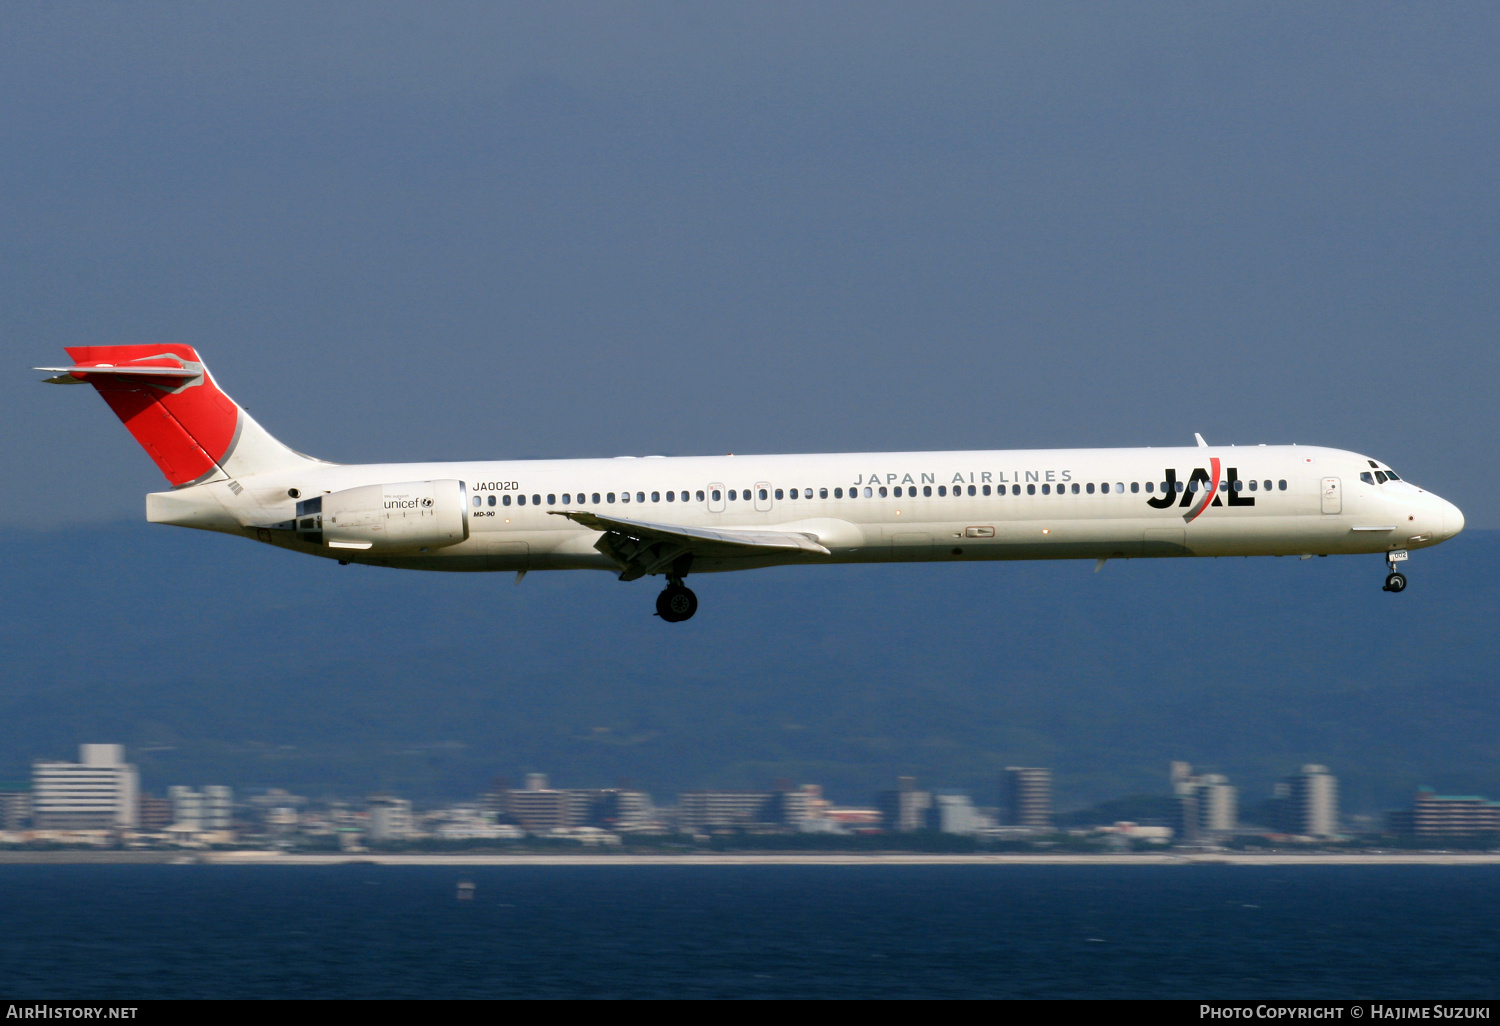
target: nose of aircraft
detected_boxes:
[1440,497,1465,541]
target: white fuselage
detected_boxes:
[148,443,1464,575]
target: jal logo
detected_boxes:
[1146,458,1255,522]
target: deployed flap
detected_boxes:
[549,509,830,581]
[549,510,830,556]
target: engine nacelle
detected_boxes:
[297,479,469,553]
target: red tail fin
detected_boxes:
[58,345,240,486]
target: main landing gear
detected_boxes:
[655,555,698,622]
[656,582,698,622]
[1383,550,1408,593]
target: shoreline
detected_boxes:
[1,851,1498,866]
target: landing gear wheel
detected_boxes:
[656,584,698,622]
[1383,572,1407,593]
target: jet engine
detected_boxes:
[294,479,469,552]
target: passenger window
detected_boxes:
[728,490,737,501]
[1041,484,1050,494]
[834,488,843,499]
[1071,483,1079,494]
[1012,484,1020,495]
[1263,481,1272,491]
[1219,482,1228,492]
[892,486,901,497]
[1278,480,1287,491]
[606,493,615,503]
[775,489,784,500]
[665,491,674,502]
[924,485,932,497]
[1027,484,1036,495]
[696,491,705,501]
[621,492,629,503]
[503,494,512,506]
[759,489,768,501]
[591,493,601,504]
[651,492,659,502]
[1375,471,1388,484]
[968,485,976,496]
[1144,482,1153,493]
[518,494,527,506]
[1175,481,1184,493]
[1232,480,1242,491]
[820,488,828,498]
[937,485,945,496]
[472,496,482,507]
[863,487,872,497]
[878,486,888,497]
[1087,483,1095,494]
[1131,482,1140,493]
[548,494,556,505]
[633,492,642,503]
[1248,480,1257,491]
[487,495,497,507]
[709,490,718,502]
[982,484,991,496]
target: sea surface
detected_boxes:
[0,864,1497,999]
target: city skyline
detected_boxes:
[8,739,1495,848]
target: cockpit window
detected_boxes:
[1385,470,1400,481]
[1374,471,1389,484]
[1361,472,1375,485]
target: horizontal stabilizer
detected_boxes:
[37,364,200,383]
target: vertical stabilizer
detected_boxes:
[39,345,323,486]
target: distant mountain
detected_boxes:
[2,523,1495,813]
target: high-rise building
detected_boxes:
[1003,768,1052,831]
[877,777,933,833]
[31,744,138,830]
[1194,775,1237,834]
[367,796,414,841]
[1171,763,1236,840]
[1282,765,1339,838]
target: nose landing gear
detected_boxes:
[1383,550,1408,593]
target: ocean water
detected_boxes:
[0,864,1496,999]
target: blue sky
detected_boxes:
[5,3,1496,526]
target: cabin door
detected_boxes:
[1321,477,1342,514]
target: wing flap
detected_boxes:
[549,509,831,556]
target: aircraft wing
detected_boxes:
[548,509,830,580]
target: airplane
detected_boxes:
[39,344,1464,621]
